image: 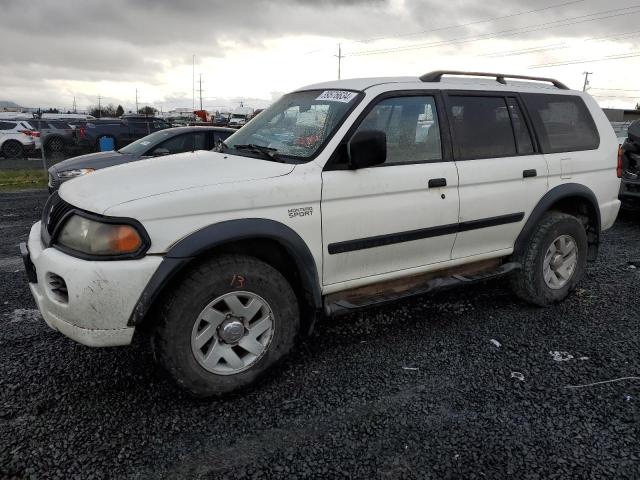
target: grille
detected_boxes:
[41,192,74,246]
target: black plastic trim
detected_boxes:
[328,212,524,254]
[420,70,569,90]
[127,218,322,326]
[51,209,151,261]
[514,183,601,260]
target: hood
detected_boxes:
[58,150,295,213]
[50,151,132,173]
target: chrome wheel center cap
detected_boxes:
[219,319,245,344]
[550,253,564,270]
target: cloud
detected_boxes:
[1,0,639,109]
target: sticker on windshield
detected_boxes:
[316,90,357,103]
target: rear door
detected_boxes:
[446,92,549,258]
[321,93,460,286]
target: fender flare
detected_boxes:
[128,218,322,326]
[514,183,601,259]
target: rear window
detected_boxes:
[0,121,16,130]
[448,96,516,159]
[523,94,599,153]
[51,121,70,129]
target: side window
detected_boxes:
[354,96,442,164]
[0,121,17,131]
[506,98,534,154]
[51,121,70,129]
[448,96,516,159]
[214,131,232,146]
[152,132,207,155]
[522,93,599,153]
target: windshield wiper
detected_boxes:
[233,144,284,162]
[216,140,229,153]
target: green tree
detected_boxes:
[138,105,157,116]
[115,104,125,117]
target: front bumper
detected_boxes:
[22,221,163,347]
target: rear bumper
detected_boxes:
[22,222,163,347]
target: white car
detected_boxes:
[22,71,621,396]
[0,119,39,158]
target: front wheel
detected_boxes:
[510,211,588,306]
[153,254,299,397]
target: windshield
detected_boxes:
[118,129,175,155]
[224,89,361,161]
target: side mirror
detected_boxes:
[347,130,386,169]
[152,147,171,157]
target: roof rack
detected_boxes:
[419,70,569,90]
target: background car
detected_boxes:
[0,120,39,159]
[72,114,172,152]
[48,125,235,191]
[28,118,76,153]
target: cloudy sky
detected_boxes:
[2,0,640,112]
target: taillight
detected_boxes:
[617,145,623,178]
[19,129,40,138]
[78,127,86,138]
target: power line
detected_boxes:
[530,50,640,68]
[348,0,585,45]
[303,0,584,56]
[347,6,640,57]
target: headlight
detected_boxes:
[57,214,145,256]
[58,168,95,179]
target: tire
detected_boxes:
[153,254,300,397]
[46,136,64,153]
[2,140,24,159]
[510,211,588,306]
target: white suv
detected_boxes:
[0,120,38,158]
[21,71,620,396]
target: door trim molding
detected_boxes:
[327,212,524,254]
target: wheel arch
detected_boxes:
[129,218,322,334]
[514,183,601,261]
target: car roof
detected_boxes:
[296,71,578,95]
[163,126,236,133]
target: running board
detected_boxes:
[324,261,520,317]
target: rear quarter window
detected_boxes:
[0,121,17,130]
[522,94,599,153]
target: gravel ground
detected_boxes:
[0,189,639,479]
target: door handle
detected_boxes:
[428,178,447,188]
[523,169,537,178]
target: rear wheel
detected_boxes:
[153,254,299,397]
[510,211,588,306]
[2,140,24,159]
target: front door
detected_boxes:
[321,93,460,286]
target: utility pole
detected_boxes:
[198,74,203,111]
[582,72,592,92]
[135,88,139,113]
[97,95,101,118]
[335,43,343,80]
[192,54,195,112]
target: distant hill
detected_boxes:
[0,100,22,110]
